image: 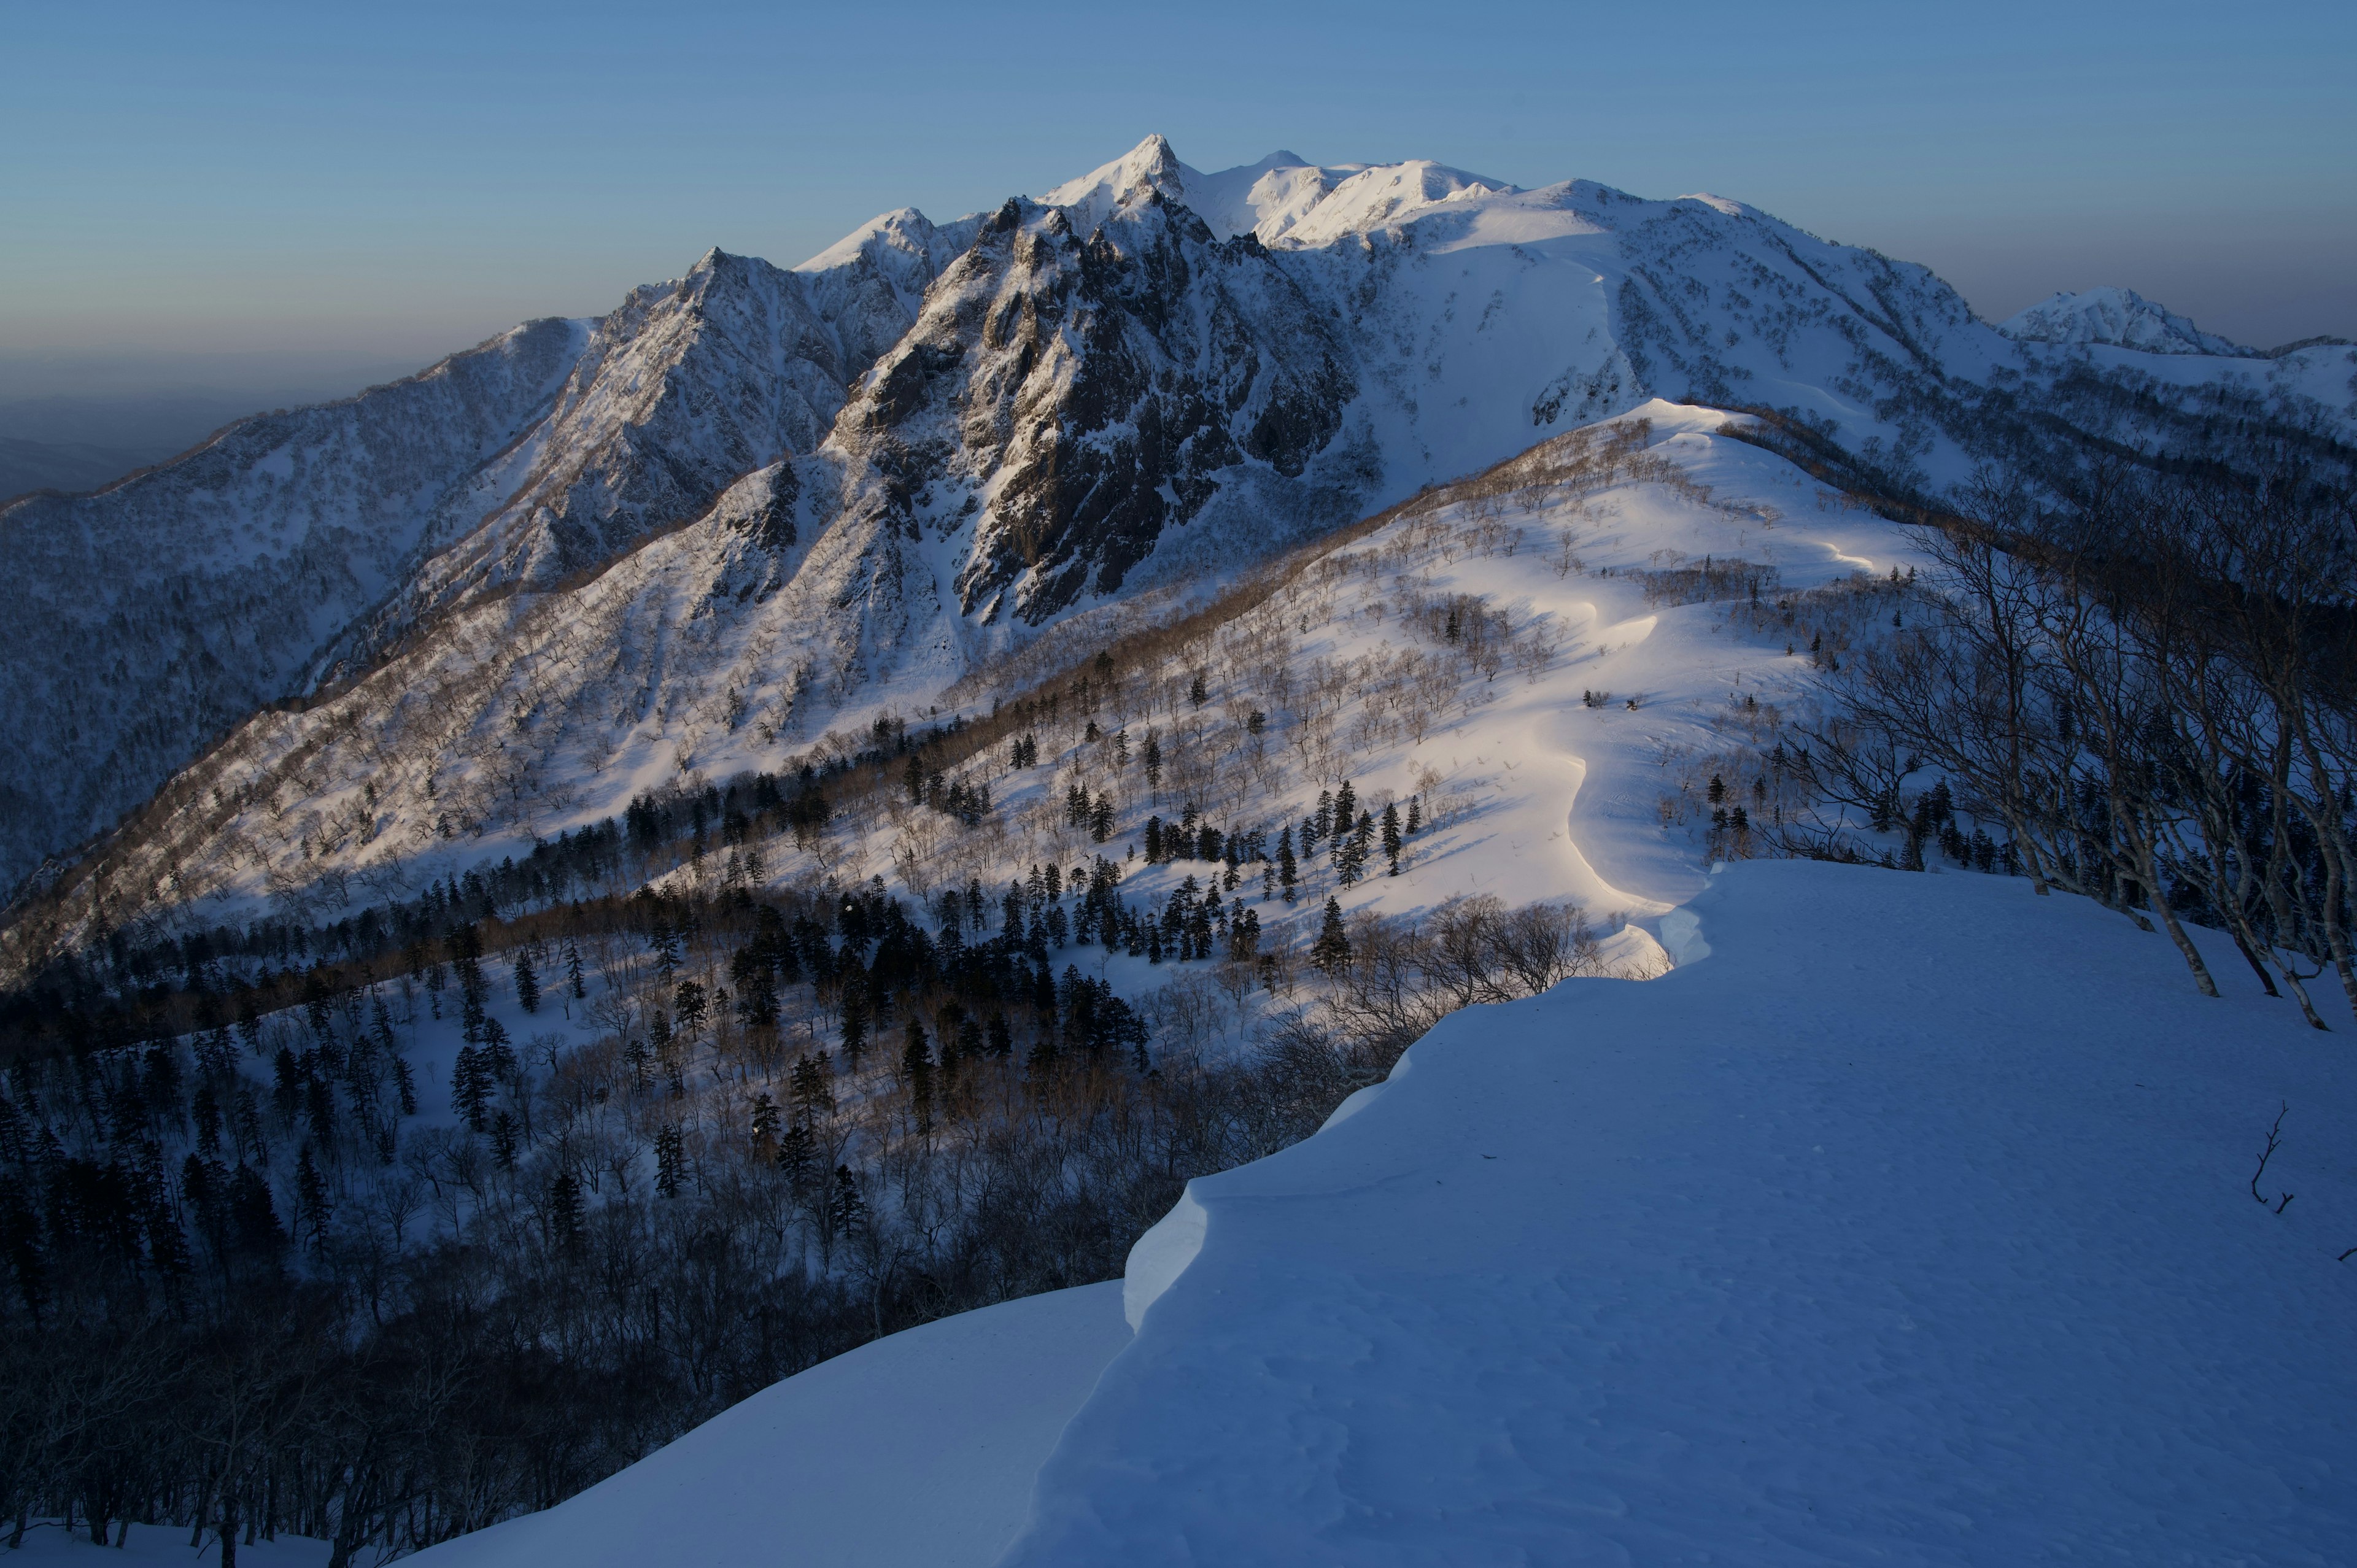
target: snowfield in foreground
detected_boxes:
[412,1283,1129,1568]
[414,859,2355,1566]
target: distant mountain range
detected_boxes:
[4,134,2353,930]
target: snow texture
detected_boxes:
[1003,860,2357,1564]
[409,1283,1129,1568]
[410,860,2357,1566]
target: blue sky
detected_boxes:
[5,0,2351,384]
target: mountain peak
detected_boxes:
[1999,286,2253,357]
[1041,134,1188,229]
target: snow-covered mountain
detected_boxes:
[0,319,584,905]
[1999,285,2253,356]
[7,135,2355,932]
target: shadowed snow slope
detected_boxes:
[411,1283,1129,1568]
[402,862,2356,1566]
[1003,861,2356,1564]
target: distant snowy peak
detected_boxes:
[1999,286,2253,357]
[1035,134,1517,247]
[1039,133,1191,230]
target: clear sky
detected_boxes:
[6,0,2352,390]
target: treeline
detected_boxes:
[1816,454,2357,1025]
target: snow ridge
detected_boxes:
[6,134,2353,925]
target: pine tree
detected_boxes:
[564,938,586,1000]
[489,1109,519,1170]
[514,952,540,1014]
[1406,794,1422,835]
[1143,729,1163,794]
[1188,670,1208,706]
[479,1016,515,1079]
[654,1126,683,1197]
[839,985,869,1065]
[1312,897,1352,974]
[903,1021,934,1134]
[1277,825,1299,902]
[1381,801,1403,874]
[776,1122,815,1192]
[451,1045,490,1132]
[829,1165,865,1237]
[1333,780,1358,836]
[674,979,708,1038]
[789,1054,835,1121]
[546,1168,584,1254]
[295,1143,330,1249]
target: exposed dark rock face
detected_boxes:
[842,190,1360,625]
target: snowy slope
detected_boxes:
[1035,860,2357,1564]
[3,403,1884,970]
[400,860,2357,1566]
[409,1283,1128,1568]
[0,319,587,900]
[10,136,2354,949]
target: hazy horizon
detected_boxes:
[6,0,2351,412]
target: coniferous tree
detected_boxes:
[839,987,868,1065]
[829,1165,865,1237]
[1382,801,1403,875]
[451,1045,490,1132]
[673,980,708,1039]
[513,952,540,1014]
[776,1121,815,1192]
[1277,827,1299,902]
[294,1143,329,1248]
[1312,896,1352,974]
[1143,730,1163,795]
[564,939,586,1000]
[903,1021,933,1133]
[654,1126,683,1196]
[546,1168,584,1254]
[1406,795,1422,835]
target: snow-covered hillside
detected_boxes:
[403,859,2357,1566]
[4,403,1911,975]
[0,319,584,903]
[8,133,2354,940]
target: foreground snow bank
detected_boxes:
[1005,862,2357,1564]
[412,1282,1128,1568]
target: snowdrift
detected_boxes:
[413,1283,1129,1568]
[419,860,2357,1566]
